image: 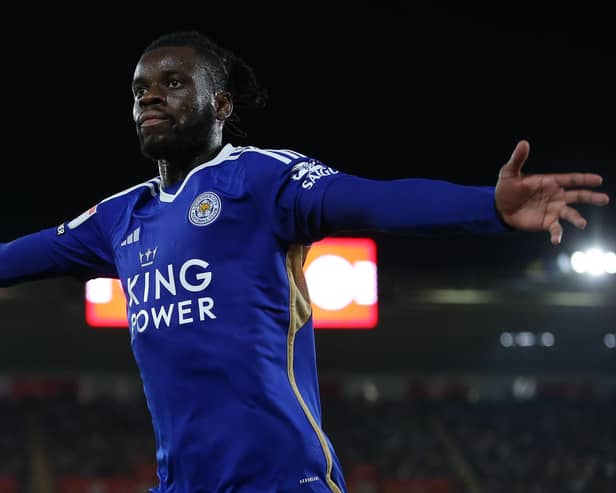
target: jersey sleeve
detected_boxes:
[272,155,511,244]
[272,157,347,244]
[0,202,118,287]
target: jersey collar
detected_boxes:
[158,143,236,203]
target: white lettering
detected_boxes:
[299,476,320,485]
[143,271,150,303]
[179,259,211,292]
[128,297,216,333]
[301,166,339,190]
[198,297,216,320]
[178,300,193,324]
[155,264,176,299]
[126,258,218,335]
[151,304,174,329]
[127,275,140,306]
[132,310,149,333]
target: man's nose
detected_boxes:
[140,87,166,106]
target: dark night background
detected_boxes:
[1,2,616,374]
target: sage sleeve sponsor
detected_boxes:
[290,159,339,190]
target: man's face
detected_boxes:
[132,45,217,161]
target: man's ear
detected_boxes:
[215,91,233,121]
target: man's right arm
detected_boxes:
[0,210,117,287]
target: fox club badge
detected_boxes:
[188,192,222,227]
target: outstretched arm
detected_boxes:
[495,140,609,244]
[0,208,117,287]
[0,227,117,287]
[314,141,609,243]
[273,142,609,245]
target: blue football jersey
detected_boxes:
[0,143,507,492]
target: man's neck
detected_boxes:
[158,143,224,189]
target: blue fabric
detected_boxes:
[0,143,508,492]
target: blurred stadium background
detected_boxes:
[1,234,615,493]
[2,2,616,492]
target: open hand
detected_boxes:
[495,140,610,244]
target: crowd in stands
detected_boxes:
[0,399,27,493]
[440,398,616,493]
[323,395,464,493]
[0,376,614,493]
[40,398,155,486]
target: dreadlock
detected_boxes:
[142,30,268,138]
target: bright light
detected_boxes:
[304,256,377,310]
[604,333,616,349]
[501,331,555,348]
[570,248,616,275]
[352,261,378,305]
[570,251,588,273]
[515,331,536,347]
[540,332,555,347]
[85,278,114,303]
[500,332,514,347]
[605,252,616,274]
[305,254,355,311]
[303,237,378,328]
[586,248,606,276]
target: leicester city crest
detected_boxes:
[188,191,222,227]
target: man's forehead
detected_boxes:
[134,46,203,77]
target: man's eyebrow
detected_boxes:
[132,76,146,87]
[132,69,186,86]
[160,69,186,77]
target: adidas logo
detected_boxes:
[121,227,141,247]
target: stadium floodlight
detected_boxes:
[500,331,556,348]
[515,331,536,347]
[500,332,514,347]
[570,248,616,276]
[540,332,555,347]
[604,252,616,274]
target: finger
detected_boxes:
[499,140,530,179]
[564,189,610,205]
[549,221,563,245]
[558,206,587,229]
[551,173,604,188]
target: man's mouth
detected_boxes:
[141,117,169,128]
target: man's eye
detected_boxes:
[134,87,146,97]
[169,80,183,88]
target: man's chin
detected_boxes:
[139,136,177,161]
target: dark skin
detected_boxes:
[132,46,233,188]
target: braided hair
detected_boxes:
[142,30,268,138]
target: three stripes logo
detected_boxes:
[120,227,141,247]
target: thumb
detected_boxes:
[499,140,530,179]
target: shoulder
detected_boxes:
[98,177,161,207]
[229,145,310,168]
[227,145,342,191]
[228,145,321,187]
[66,178,159,230]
